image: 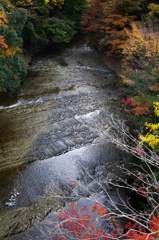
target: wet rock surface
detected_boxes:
[0,39,124,238]
[0,193,63,238]
[6,143,125,240]
[2,143,125,239]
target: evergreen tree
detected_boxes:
[0,17,27,93]
[0,54,27,93]
[63,0,87,29]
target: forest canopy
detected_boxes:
[0,0,87,93]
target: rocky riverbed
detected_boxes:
[0,39,126,239]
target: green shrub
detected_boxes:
[42,17,76,43]
[0,25,23,48]
[7,9,27,36]
[22,19,37,49]
[63,0,87,29]
[0,54,27,93]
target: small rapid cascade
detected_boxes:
[0,40,122,238]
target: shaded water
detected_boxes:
[0,39,121,238]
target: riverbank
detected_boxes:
[0,39,125,238]
[101,55,123,74]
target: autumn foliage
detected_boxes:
[122,97,152,115]
[0,1,27,92]
[82,3,159,238]
[125,216,159,239]
[82,0,146,55]
[53,202,118,240]
[122,22,159,69]
[52,198,159,240]
[0,35,8,49]
[139,102,159,152]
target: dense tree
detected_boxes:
[83,2,159,157]
[0,54,27,93]
[42,17,76,43]
[0,4,27,93]
[82,0,155,55]
[115,4,159,156]
[82,0,105,47]
[101,0,146,55]
[7,9,27,36]
[63,0,88,29]
[147,3,159,22]
[20,0,88,50]
[0,0,89,93]
[122,22,159,70]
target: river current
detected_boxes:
[0,39,124,239]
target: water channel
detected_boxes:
[0,38,125,239]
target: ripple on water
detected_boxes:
[0,40,120,238]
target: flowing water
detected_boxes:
[0,39,123,238]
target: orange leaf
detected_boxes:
[92,202,107,215]
[71,202,76,211]
[0,35,8,49]
[97,207,107,215]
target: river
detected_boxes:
[0,38,124,239]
